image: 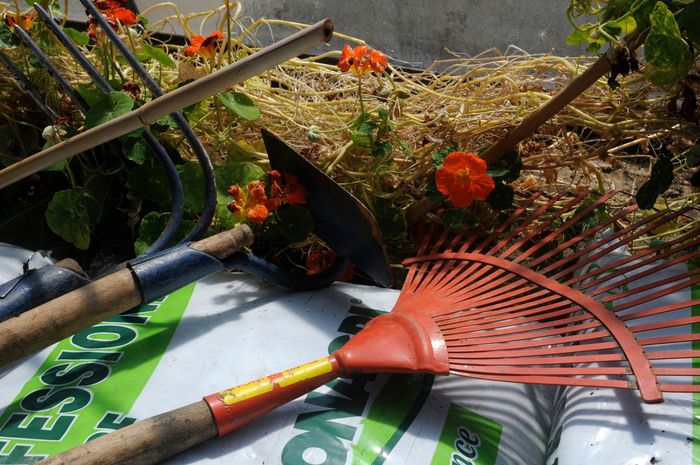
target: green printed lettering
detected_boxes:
[337,316,370,335]
[348,306,384,318]
[0,413,74,441]
[20,387,92,414]
[107,314,150,325]
[71,325,137,349]
[40,363,110,386]
[95,412,136,430]
[0,441,45,464]
[327,335,349,354]
[282,431,346,465]
[294,409,356,441]
[430,404,501,465]
[56,351,122,363]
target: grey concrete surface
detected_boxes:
[22,1,580,67]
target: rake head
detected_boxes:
[335,191,700,403]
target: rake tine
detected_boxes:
[419,193,545,296]
[422,192,574,301]
[622,298,700,323]
[79,0,216,242]
[13,25,89,113]
[526,195,635,268]
[547,206,693,280]
[572,229,700,289]
[595,249,700,300]
[33,3,184,255]
[499,190,590,260]
[0,50,58,120]
[613,273,700,313]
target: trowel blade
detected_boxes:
[262,128,392,287]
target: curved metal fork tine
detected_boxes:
[33,3,185,255]
[79,0,217,242]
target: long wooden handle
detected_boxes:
[35,356,341,465]
[37,401,217,465]
[0,18,334,189]
[0,224,253,368]
[481,31,644,165]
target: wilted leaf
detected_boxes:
[636,155,674,209]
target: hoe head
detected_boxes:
[262,128,392,287]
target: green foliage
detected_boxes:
[0,23,17,48]
[644,2,693,85]
[139,43,175,68]
[374,198,407,241]
[133,212,195,255]
[45,190,91,249]
[636,155,675,209]
[134,211,168,255]
[84,91,134,128]
[487,150,522,183]
[567,0,700,87]
[349,109,400,158]
[486,183,514,210]
[62,27,89,46]
[256,205,315,246]
[218,91,261,121]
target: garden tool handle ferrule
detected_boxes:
[204,356,341,436]
[127,224,253,303]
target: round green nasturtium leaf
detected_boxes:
[218,91,261,121]
[45,189,91,250]
[85,91,135,128]
[644,2,693,85]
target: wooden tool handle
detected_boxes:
[0,224,253,368]
[37,356,341,465]
[36,401,217,465]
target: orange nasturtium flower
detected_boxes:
[435,152,495,208]
[87,0,137,38]
[4,10,38,30]
[226,171,308,224]
[338,44,388,75]
[184,31,225,59]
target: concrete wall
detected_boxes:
[24,1,580,67]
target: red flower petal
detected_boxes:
[435,151,494,208]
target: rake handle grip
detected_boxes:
[0,224,253,368]
[36,401,217,465]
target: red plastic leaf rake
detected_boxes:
[38,191,700,465]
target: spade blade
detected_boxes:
[263,128,392,287]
